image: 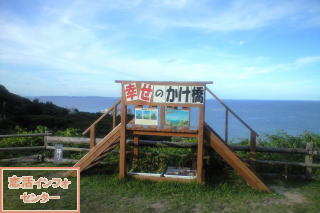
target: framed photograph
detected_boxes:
[165,108,190,127]
[135,108,158,125]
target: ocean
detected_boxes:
[29,96,320,141]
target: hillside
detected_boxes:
[0,85,115,135]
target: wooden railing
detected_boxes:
[82,99,121,149]
[0,133,51,163]
[206,88,258,163]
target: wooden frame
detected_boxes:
[116,80,212,183]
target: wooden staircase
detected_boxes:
[69,89,270,192]
[68,123,121,176]
[204,122,270,192]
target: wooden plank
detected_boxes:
[0,158,40,163]
[197,105,205,183]
[250,132,257,168]
[133,136,139,161]
[245,159,320,168]
[126,139,197,148]
[119,94,127,179]
[0,146,46,151]
[129,174,195,183]
[206,88,259,136]
[224,109,229,143]
[113,104,117,129]
[67,124,121,176]
[0,133,52,138]
[122,101,203,108]
[43,158,78,164]
[260,173,307,179]
[90,126,96,149]
[45,136,98,144]
[204,122,270,192]
[46,146,89,152]
[89,143,119,165]
[115,80,212,86]
[305,143,314,179]
[132,130,198,138]
[127,125,198,133]
[229,145,316,154]
[0,155,42,163]
[82,99,121,135]
[46,136,318,154]
[160,106,165,127]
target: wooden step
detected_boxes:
[204,122,270,192]
[68,124,121,176]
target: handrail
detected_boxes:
[82,99,121,135]
[0,133,52,138]
[206,87,258,166]
[206,88,258,136]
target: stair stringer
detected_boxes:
[72,124,121,174]
[204,122,270,192]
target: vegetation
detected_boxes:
[1,85,319,212]
[1,162,319,213]
[0,84,117,137]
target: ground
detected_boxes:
[1,162,319,213]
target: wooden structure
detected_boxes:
[66,80,271,191]
[1,134,319,182]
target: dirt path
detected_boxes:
[269,185,306,204]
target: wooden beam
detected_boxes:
[305,143,314,179]
[126,139,197,148]
[250,131,257,168]
[129,174,195,183]
[206,88,259,136]
[115,80,213,86]
[204,122,270,192]
[82,99,121,135]
[67,124,121,176]
[43,158,78,164]
[196,105,205,183]
[160,106,165,127]
[132,131,198,138]
[0,133,52,138]
[0,146,46,151]
[133,136,139,161]
[245,159,320,168]
[46,146,90,152]
[90,126,96,149]
[119,98,127,179]
[113,105,117,129]
[224,109,229,143]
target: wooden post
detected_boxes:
[133,136,139,161]
[44,131,49,148]
[119,100,127,179]
[89,126,96,149]
[197,105,205,183]
[225,109,229,143]
[250,131,256,168]
[113,104,117,129]
[305,142,314,179]
[160,106,165,127]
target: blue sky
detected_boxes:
[0,0,319,100]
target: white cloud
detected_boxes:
[295,56,320,65]
[136,0,320,31]
[0,0,319,98]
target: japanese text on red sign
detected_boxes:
[124,83,204,104]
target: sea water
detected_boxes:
[31,96,320,141]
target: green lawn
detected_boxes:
[1,162,319,213]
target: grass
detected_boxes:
[1,162,319,213]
